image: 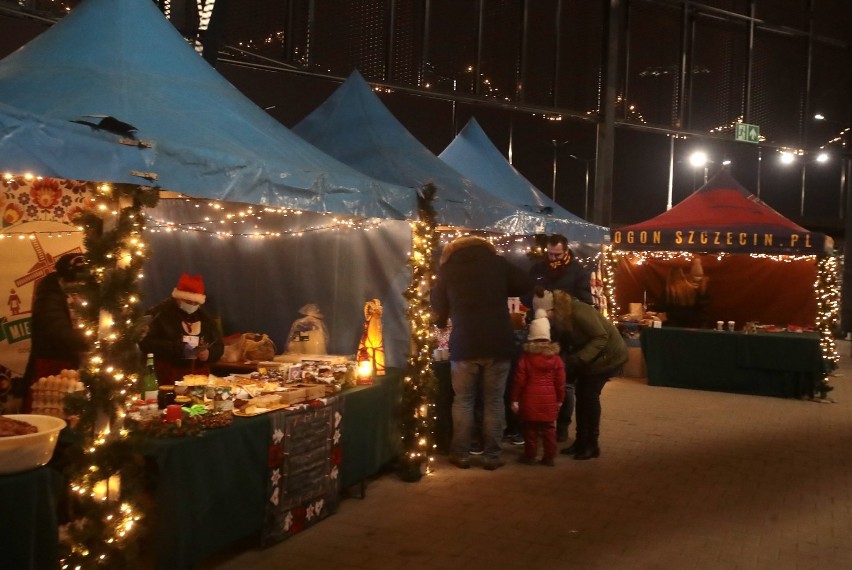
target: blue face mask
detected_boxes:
[179,301,199,315]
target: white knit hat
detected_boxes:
[532,289,553,313]
[527,309,551,341]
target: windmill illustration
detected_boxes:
[14,236,82,293]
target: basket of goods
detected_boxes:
[0,414,67,474]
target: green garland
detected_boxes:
[397,183,439,482]
[58,183,159,568]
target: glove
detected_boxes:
[511,401,520,414]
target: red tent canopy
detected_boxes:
[609,171,830,328]
[611,170,828,255]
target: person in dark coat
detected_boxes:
[139,273,224,386]
[430,236,532,470]
[527,233,594,444]
[528,234,594,305]
[553,290,628,460]
[22,253,90,411]
[510,310,565,466]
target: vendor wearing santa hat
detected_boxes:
[139,273,224,385]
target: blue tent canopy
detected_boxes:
[439,118,607,245]
[293,71,578,235]
[0,0,416,220]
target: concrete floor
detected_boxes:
[205,341,852,570]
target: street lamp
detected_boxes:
[565,153,593,220]
[552,139,594,219]
[551,139,570,202]
[688,150,709,188]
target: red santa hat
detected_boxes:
[172,273,206,304]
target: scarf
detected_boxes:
[548,253,570,270]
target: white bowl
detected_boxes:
[0,414,66,475]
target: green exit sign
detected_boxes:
[735,123,760,143]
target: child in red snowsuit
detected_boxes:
[511,309,566,466]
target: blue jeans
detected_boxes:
[450,359,511,460]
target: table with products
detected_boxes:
[143,369,402,569]
[640,327,825,398]
[4,370,402,570]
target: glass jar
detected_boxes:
[158,385,176,409]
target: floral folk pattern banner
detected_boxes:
[0,176,91,413]
[262,396,343,546]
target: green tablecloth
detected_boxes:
[142,369,402,569]
[3,371,403,570]
[0,466,60,570]
[141,413,270,570]
[640,327,824,398]
[339,372,402,489]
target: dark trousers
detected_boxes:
[574,371,611,448]
[521,421,557,461]
[556,381,575,430]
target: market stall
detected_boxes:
[438,117,607,245]
[293,70,585,238]
[608,170,837,398]
[0,0,422,567]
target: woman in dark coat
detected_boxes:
[553,290,628,460]
[22,253,90,411]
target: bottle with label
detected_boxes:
[141,353,159,401]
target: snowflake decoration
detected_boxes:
[272,428,285,444]
[306,499,324,520]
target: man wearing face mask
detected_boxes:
[140,273,224,386]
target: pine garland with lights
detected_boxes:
[601,246,620,320]
[397,183,439,481]
[58,183,159,568]
[815,254,840,396]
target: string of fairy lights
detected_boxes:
[2,169,843,562]
[605,249,842,372]
[398,185,439,479]
[58,182,159,568]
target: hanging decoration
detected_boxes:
[398,183,439,482]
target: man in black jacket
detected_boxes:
[431,236,532,470]
[528,234,594,443]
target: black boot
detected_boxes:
[574,442,600,460]
[560,441,579,455]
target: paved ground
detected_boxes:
[205,341,852,570]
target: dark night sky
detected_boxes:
[0,2,849,235]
